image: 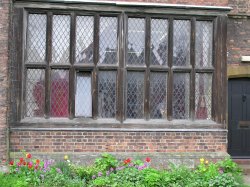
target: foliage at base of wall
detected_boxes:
[0,152,247,187]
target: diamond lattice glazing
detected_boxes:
[195,21,213,67]
[25,69,45,117]
[151,19,168,66]
[98,71,116,118]
[26,14,46,63]
[126,72,144,118]
[99,17,118,64]
[173,73,190,119]
[150,72,167,119]
[52,15,70,64]
[75,16,94,64]
[127,18,145,65]
[173,20,190,66]
[75,73,92,117]
[195,73,212,120]
[50,70,69,117]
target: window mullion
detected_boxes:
[69,12,76,119]
[167,17,173,121]
[144,16,150,120]
[92,14,100,120]
[190,18,196,120]
[45,12,52,119]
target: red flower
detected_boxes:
[19,157,24,163]
[145,157,151,163]
[17,162,21,167]
[34,164,39,170]
[9,160,14,166]
[124,158,131,164]
[36,159,40,164]
[26,153,32,159]
[23,161,27,166]
[28,162,33,169]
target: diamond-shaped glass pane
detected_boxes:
[50,70,69,117]
[173,73,190,119]
[150,72,167,119]
[127,18,145,65]
[26,14,46,63]
[173,20,190,66]
[196,21,213,68]
[98,71,116,118]
[151,19,168,65]
[75,16,94,64]
[52,15,70,64]
[75,72,92,117]
[99,17,118,64]
[195,73,212,120]
[126,72,144,118]
[25,69,45,117]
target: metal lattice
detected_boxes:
[195,21,213,68]
[98,71,116,118]
[173,73,190,119]
[150,72,167,119]
[99,17,118,64]
[151,19,168,65]
[126,72,144,118]
[50,70,69,117]
[75,16,94,64]
[25,69,45,117]
[26,14,46,63]
[173,20,190,66]
[52,15,70,64]
[195,73,212,120]
[75,73,92,117]
[127,18,145,65]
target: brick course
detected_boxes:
[10,130,227,153]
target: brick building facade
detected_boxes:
[0,0,249,164]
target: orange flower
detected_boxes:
[36,159,40,164]
[124,158,131,164]
[26,153,32,159]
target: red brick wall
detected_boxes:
[10,131,227,153]
[228,0,250,15]
[97,0,229,6]
[0,0,11,160]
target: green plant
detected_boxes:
[94,153,118,172]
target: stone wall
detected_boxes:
[0,0,11,160]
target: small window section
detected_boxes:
[26,14,46,63]
[173,73,190,119]
[150,72,167,119]
[127,18,145,65]
[99,17,118,64]
[98,71,116,118]
[75,16,94,64]
[52,15,70,64]
[126,72,144,119]
[25,69,45,117]
[195,73,212,120]
[50,69,69,117]
[195,21,213,68]
[173,20,191,66]
[75,72,92,117]
[151,19,168,66]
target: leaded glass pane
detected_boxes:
[25,69,45,117]
[26,14,46,63]
[173,73,190,119]
[195,73,212,120]
[99,17,118,64]
[98,71,116,118]
[195,21,213,67]
[75,73,92,117]
[127,18,145,65]
[52,15,70,64]
[150,72,167,119]
[50,70,69,117]
[151,19,168,65]
[173,20,190,66]
[126,72,144,118]
[75,16,94,64]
